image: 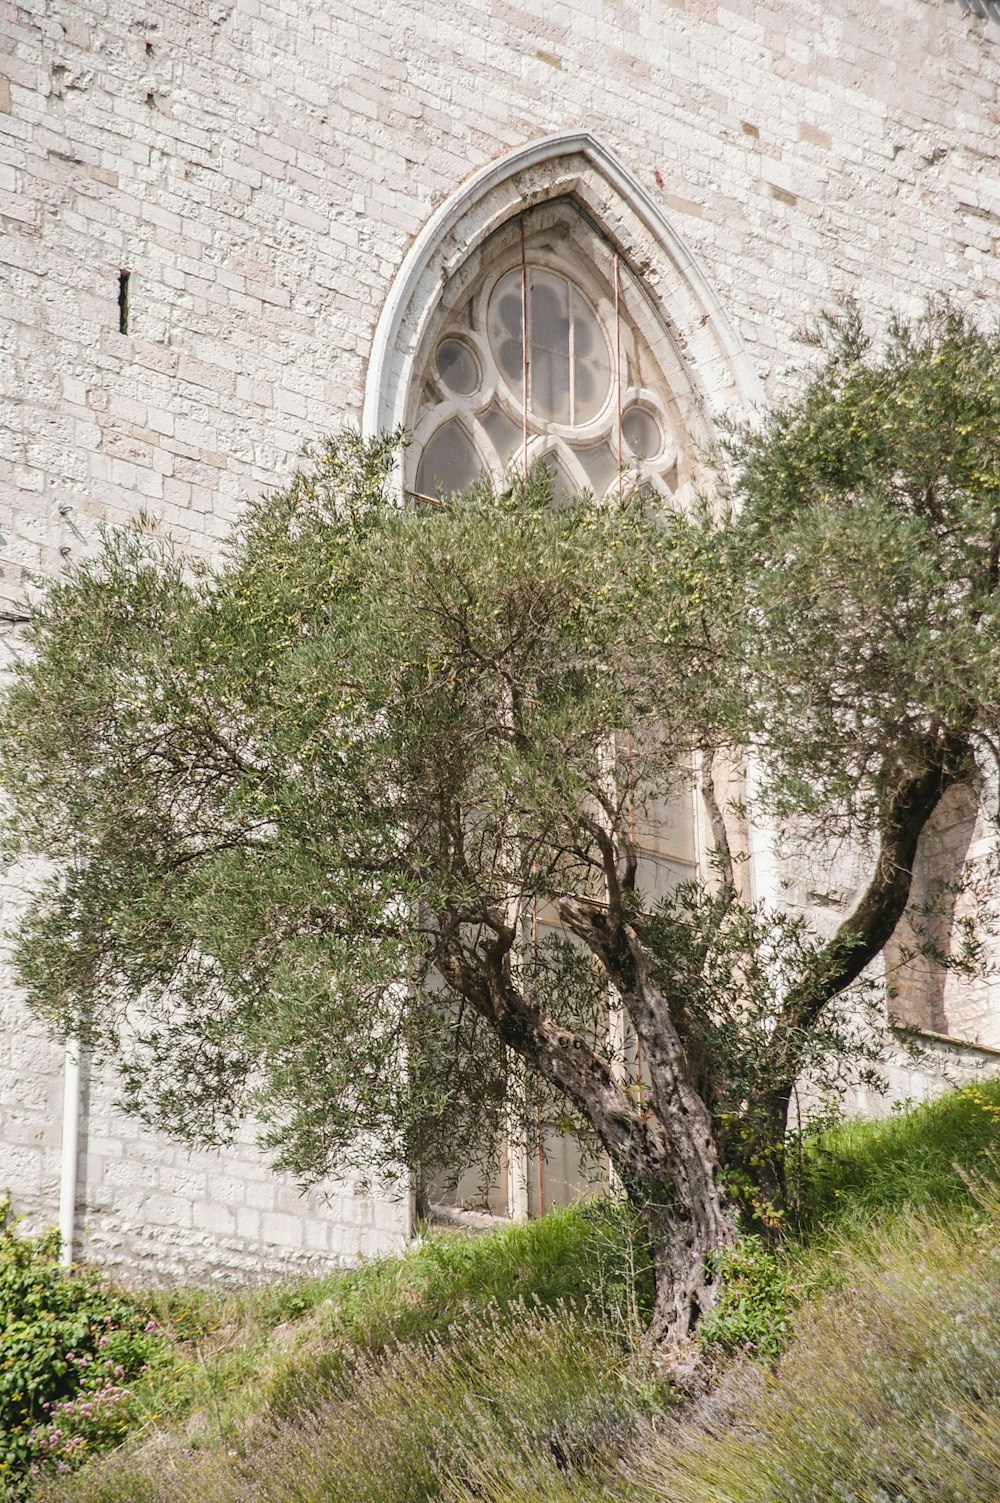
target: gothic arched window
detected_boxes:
[406,200,693,507]
[403,195,705,1220]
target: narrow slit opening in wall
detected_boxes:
[118,270,130,335]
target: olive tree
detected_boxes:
[728,302,1000,1170]
[4,304,1000,1347]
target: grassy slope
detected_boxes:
[799,1078,1000,1231]
[33,1080,1000,1503]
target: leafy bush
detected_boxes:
[0,1200,165,1496]
[699,1235,797,1362]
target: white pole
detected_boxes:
[58,1036,80,1269]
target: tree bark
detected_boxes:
[435,909,736,1348]
[557,896,738,1346]
[639,1185,731,1354]
[431,735,974,1346]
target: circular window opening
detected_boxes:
[621,407,662,461]
[486,269,611,426]
[436,338,481,397]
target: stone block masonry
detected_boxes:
[1,0,999,1280]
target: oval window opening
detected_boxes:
[622,406,662,460]
[436,339,481,397]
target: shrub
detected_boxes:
[698,1235,797,1363]
[0,1199,166,1497]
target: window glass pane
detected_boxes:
[436,338,480,396]
[570,290,611,423]
[487,271,525,399]
[529,271,571,424]
[415,420,480,498]
[622,406,662,459]
[487,268,611,431]
[482,401,523,466]
[576,441,620,496]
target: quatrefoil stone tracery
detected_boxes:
[409,212,683,507]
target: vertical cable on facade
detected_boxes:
[531,881,545,1216]
[624,708,643,1092]
[616,254,641,1086]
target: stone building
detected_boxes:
[1,0,1000,1282]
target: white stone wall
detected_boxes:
[1,0,999,1278]
[839,1029,1000,1121]
[0,865,409,1281]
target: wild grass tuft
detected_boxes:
[438,1202,1000,1503]
[35,1303,652,1503]
[314,1195,653,1350]
[625,1206,1000,1502]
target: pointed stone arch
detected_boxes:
[362,132,763,459]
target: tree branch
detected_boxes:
[782,731,973,1033]
[578,812,636,924]
[433,917,659,1181]
[698,748,737,909]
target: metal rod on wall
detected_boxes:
[531,881,545,1217]
[58,1037,80,1269]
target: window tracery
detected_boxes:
[407,200,691,508]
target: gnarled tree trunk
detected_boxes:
[436,904,737,1350]
[626,1132,735,1350]
[557,896,738,1347]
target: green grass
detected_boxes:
[299,1194,654,1351]
[29,1201,661,1503]
[49,1303,652,1503]
[798,1078,1000,1233]
[28,1196,653,1465]
[440,1205,1000,1503]
[640,1199,1000,1503]
[28,1078,1000,1503]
